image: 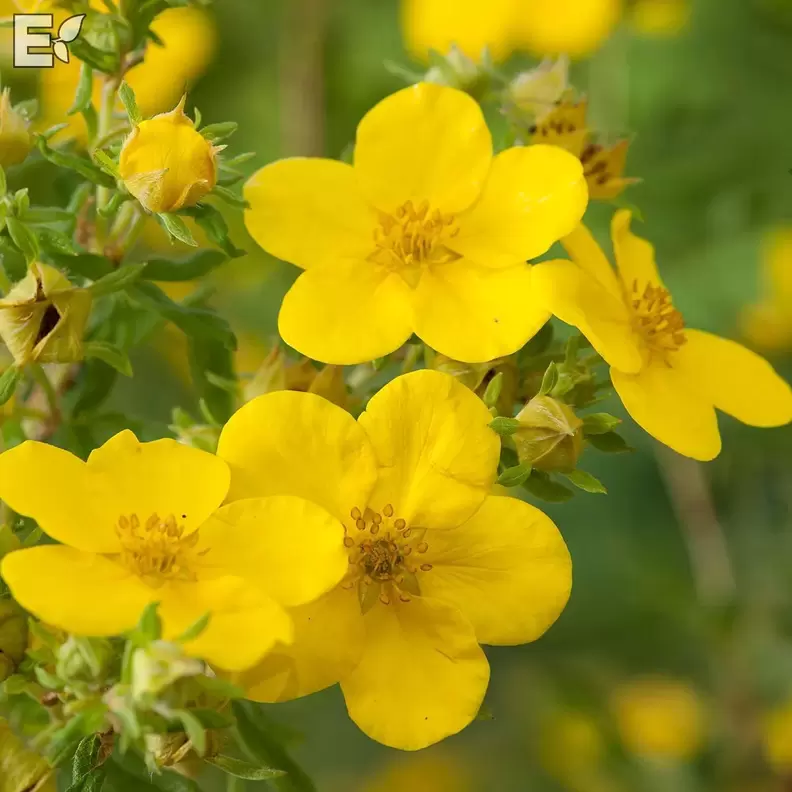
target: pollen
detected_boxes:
[343,503,432,611]
[630,281,687,364]
[115,512,205,585]
[369,199,461,285]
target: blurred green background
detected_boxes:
[12,0,792,789]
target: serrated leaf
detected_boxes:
[489,416,521,435]
[88,262,147,297]
[83,342,133,376]
[205,755,285,781]
[565,469,607,494]
[0,366,20,406]
[157,213,197,247]
[497,463,532,487]
[522,471,574,503]
[582,412,622,435]
[587,431,632,454]
[67,734,102,791]
[142,250,227,281]
[58,14,86,43]
[118,81,141,125]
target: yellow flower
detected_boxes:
[742,228,792,351]
[0,263,92,365]
[0,430,348,671]
[244,83,587,365]
[611,676,705,761]
[630,0,690,37]
[217,369,572,750]
[533,212,792,460]
[361,751,472,792]
[402,0,622,63]
[0,89,31,168]
[119,97,218,214]
[762,699,792,773]
[38,6,216,141]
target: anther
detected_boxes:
[417,542,428,553]
[356,518,366,531]
[420,563,433,572]
[394,518,406,531]
[343,537,354,548]
[383,504,394,517]
[350,507,362,520]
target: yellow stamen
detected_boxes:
[630,281,687,364]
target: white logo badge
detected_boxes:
[13,13,85,68]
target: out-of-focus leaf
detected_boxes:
[205,754,285,780]
[142,250,227,282]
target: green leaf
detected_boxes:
[233,701,316,792]
[182,204,245,258]
[565,469,607,494]
[522,471,575,503]
[118,81,142,125]
[142,250,227,282]
[482,372,503,409]
[48,706,108,766]
[68,37,119,74]
[174,708,207,756]
[83,342,133,377]
[539,362,558,396]
[157,213,197,247]
[21,206,76,228]
[46,251,113,280]
[489,416,521,436]
[92,149,121,181]
[198,121,238,143]
[587,431,633,454]
[0,237,25,281]
[521,320,554,358]
[180,708,234,730]
[497,463,532,487]
[205,755,285,781]
[68,63,94,116]
[71,358,118,416]
[88,262,147,297]
[0,366,20,406]
[136,602,162,642]
[176,611,210,642]
[36,137,116,187]
[6,216,40,263]
[210,185,248,210]
[582,412,622,435]
[66,734,102,791]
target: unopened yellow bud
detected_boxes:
[513,395,583,473]
[0,90,31,169]
[119,97,218,214]
[0,263,92,365]
[0,600,26,682]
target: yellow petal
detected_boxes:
[611,362,722,461]
[532,259,642,373]
[611,209,664,290]
[451,145,588,268]
[218,390,378,524]
[243,158,375,270]
[420,496,572,645]
[197,496,348,608]
[0,441,119,552]
[278,259,413,365]
[678,330,792,427]
[514,0,623,58]
[160,577,292,672]
[236,585,364,702]
[412,259,550,363]
[358,370,499,529]
[86,430,230,537]
[562,222,622,296]
[341,596,489,750]
[354,83,492,215]
[1,546,154,635]
[401,0,516,62]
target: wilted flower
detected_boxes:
[513,395,584,473]
[0,263,92,365]
[119,97,218,214]
[0,720,53,792]
[0,89,31,168]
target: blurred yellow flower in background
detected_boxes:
[630,0,691,37]
[762,700,792,773]
[245,82,587,365]
[402,0,623,62]
[360,751,472,792]
[533,212,792,460]
[612,676,705,761]
[742,228,792,352]
[37,5,216,140]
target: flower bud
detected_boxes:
[0,601,27,682]
[131,640,203,702]
[427,352,518,415]
[55,636,114,684]
[424,45,483,93]
[0,263,92,366]
[119,96,218,214]
[0,719,53,792]
[0,89,32,169]
[513,395,583,473]
[509,57,569,120]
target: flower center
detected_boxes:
[369,200,461,287]
[342,504,432,611]
[629,280,687,364]
[115,513,204,586]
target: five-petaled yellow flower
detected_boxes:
[244,83,587,365]
[533,211,792,460]
[402,0,623,63]
[0,431,348,671]
[217,369,572,750]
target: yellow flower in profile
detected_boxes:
[37,6,216,140]
[218,370,572,750]
[742,228,792,351]
[244,82,587,365]
[533,211,792,460]
[402,0,622,62]
[612,676,705,761]
[0,430,348,671]
[119,97,218,214]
